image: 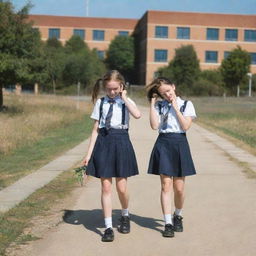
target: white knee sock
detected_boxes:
[164,214,173,225]
[121,208,129,216]
[104,217,112,229]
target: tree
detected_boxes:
[44,38,65,93]
[62,36,105,89]
[65,35,89,54]
[105,35,135,83]
[0,1,42,109]
[220,46,251,96]
[170,45,200,87]
[157,45,200,91]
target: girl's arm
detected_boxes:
[121,90,141,119]
[149,96,160,130]
[172,96,192,131]
[82,120,99,165]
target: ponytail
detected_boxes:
[92,78,102,103]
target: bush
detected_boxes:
[191,79,224,96]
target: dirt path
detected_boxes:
[9,106,256,256]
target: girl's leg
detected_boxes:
[116,177,130,234]
[160,174,173,215]
[173,177,185,211]
[173,177,185,232]
[101,178,113,224]
[116,177,129,210]
[160,174,175,237]
[101,178,114,242]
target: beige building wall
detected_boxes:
[146,23,256,84]
[29,12,256,85]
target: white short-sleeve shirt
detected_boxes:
[155,97,196,133]
[90,96,136,129]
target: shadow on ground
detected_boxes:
[63,209,164,237]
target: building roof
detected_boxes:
[147,10,256,28]
[28,15,138,30]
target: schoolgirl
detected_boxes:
[82,70,141,242]
[146,77,196,238]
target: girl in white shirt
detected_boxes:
[146,77,196,238]
[82,70,141,242]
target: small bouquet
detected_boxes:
[74,165,87,186]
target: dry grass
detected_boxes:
[0,94,91,155]
[192,97,256,155]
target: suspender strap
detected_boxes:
[180,100,188,113]
[158,102,163,115]
[99,97,104,121]
[122,103,126,125]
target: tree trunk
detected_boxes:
[0,84,3,109]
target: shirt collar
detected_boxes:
[105,95,122,103]
[165,97,182,105]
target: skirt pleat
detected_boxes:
[148,133,196,177]
[87,128,139,178]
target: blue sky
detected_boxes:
[11,0,256,18]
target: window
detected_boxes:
[97,50,105,60]
[225,29,238,41]
[93,30,105,41]
[205,51,218,63]
[244,30,256,42]
[49,28,60,39]
[177,27,190,39]
[118,31,129,36]
[224,51,231,59]
[250,53,256,64]
[154,49,168,62]
[155,26,168,38]
[73,29,85,39]
[207,28,219,40]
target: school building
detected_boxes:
[29,10,256,85]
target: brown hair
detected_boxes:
[145,77,174,101]
[91,70,126,103]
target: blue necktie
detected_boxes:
[162,105,171,130]
[105,99,115,129]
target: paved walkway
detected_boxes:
[2,106,255,256]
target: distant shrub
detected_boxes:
[191,79,224,96]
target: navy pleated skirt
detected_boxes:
[148,133,196,177]
[87,128,139,178]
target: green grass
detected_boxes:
[0,170,78,256]
[192,97,256,153]
[0,115,93,189]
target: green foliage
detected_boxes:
[43,39,66,92]
[62,36,105,89]
[65,35,89,54]
[0,1,42,106]
[220,46,251,94]
[192,79,224,96]
[105,35,135,82]
[200,69,222,85]
[158,45,200,90]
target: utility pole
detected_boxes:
[86,0,89,17]
[247,73,252,97]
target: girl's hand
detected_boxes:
[120,89,128,101]
[81,155,90,166]
[171,94,179,111]
[151,93,158,104]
